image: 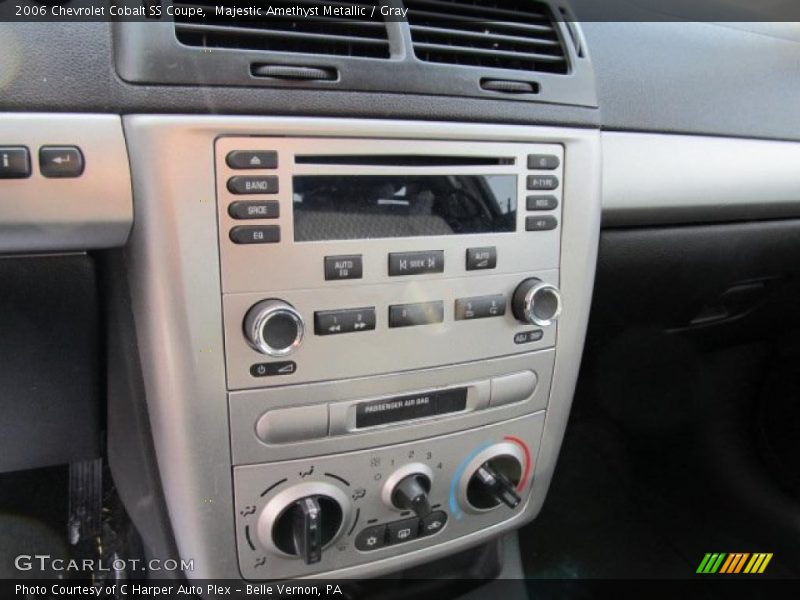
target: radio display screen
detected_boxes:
[292,175,517,242]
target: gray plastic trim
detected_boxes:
[0,114,133,253]
[115,16,597,108]
[602,132,800,226]
[122,116,600,580]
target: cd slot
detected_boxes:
[295,154,515,167]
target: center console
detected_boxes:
[123,117,601,581]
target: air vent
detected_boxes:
[173,0,391,59]
[406,0,568,74]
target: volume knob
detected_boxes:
[512,278,562,326]
[244,299,305,357]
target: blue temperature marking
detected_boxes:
[449,441,494,520]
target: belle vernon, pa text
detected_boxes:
[15,584,345,597]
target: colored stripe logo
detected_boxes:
[697,553,773,574]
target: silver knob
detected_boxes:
[244,299,305,357]
[256,482,351,561]
[512,278,562,326]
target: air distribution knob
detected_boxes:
[258,483,350,565]
[512,278,562,326]
[383,463,434,519]
[244,299,305,357]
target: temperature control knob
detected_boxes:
[257,482,350,564]
[244,299,305,357]
[458,442,525,513]
[383,463,434,519]
[512,278,562,326]
[470,463,521,509]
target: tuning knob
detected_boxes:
[244,299,305,357]
[257,482,350,564]
[458,442,525,513]
[512,278,562,326]
[382,463,433,519]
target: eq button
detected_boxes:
[314,307,376,336]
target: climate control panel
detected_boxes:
[233,412,543,579]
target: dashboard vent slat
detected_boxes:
[173,0,391,59]
[406,0,569,74]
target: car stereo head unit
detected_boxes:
[215,137,564,389]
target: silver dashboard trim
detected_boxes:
[602,131,800,226]
[122,116,601,580]
[0,113,132,253]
